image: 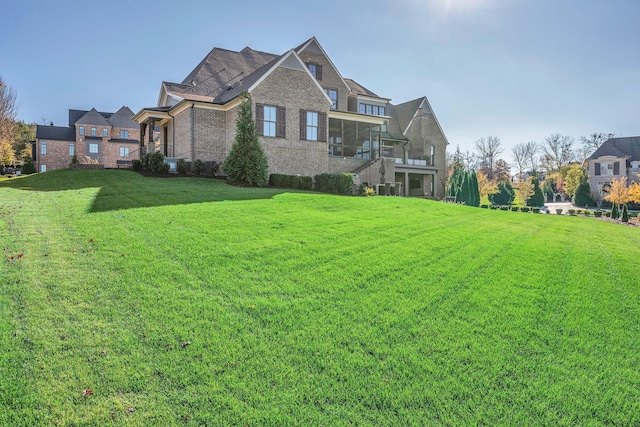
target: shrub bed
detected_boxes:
[313,173,354,195]
[269,174,313,190]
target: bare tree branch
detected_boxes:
[474,136,503,179]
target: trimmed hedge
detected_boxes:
[521,207,530,213]
[480,204,489,209]
[556,208,563,215]
[269,174,313,190]
[532,207,541,213]
[511,206,519,212]
[313,173,354,195]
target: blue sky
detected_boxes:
[2,0,639,155]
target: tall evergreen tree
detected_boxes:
[222,93,268,186]
[470,170,480,207]
[573,174,594,207]
[489,180,515,205]
[526,176,545,207]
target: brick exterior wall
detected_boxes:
[402,114,448,198]
[250,66,332,176]
[35,139,75,171]
[297,48,349,112]
[328,157,369,174]
[36,122,140,172]
[173,108,192,160]
[193,108,226,165]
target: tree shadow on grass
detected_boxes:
[0,169,291,213]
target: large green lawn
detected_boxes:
[1,169,639,426]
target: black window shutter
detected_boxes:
[277,107,286,138]
[595,162,601,175]
[316,65,323,81]
[256,104,264,136]
[300,110,307,140]
[318,112,327,142]
[614,161,620,175]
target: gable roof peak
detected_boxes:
[75,108,111,126]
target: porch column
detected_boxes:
[140,123,146,147]
[148,119,155,151]
[404,172,409,197]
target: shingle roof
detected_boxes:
[75,108,111,126]
[68,109,111,126]
[344,78,379,98]
[165,46,278,105]
[36,124,75,141]
[215,52,286,104]
[392,98,424,134]
[385,104,409,141]
[589,136,640,161]
[106,106,137,128]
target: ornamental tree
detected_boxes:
[604,177,629,206]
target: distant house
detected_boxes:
[34,107,140,172]
[133,37,449,197]
[585,136,640,197]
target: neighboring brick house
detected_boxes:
[585,136,640,198]
[35,106,140,172]
[133,37,449,197]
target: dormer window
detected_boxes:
[358,103,386,116]
[306,63,322,81]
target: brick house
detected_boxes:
[133,37,449,197]
[585,136,640,198]
[35,106,140,172]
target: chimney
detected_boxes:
[49,121,54,126]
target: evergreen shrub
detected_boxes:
[22,157,36,174]
[194,159,205,176]
[621,204,629,222]
[176,159,187,174]
[314,173,354,195]
[269,174,313,190]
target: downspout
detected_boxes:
[168,110,176,158]
[190,103,195,170]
